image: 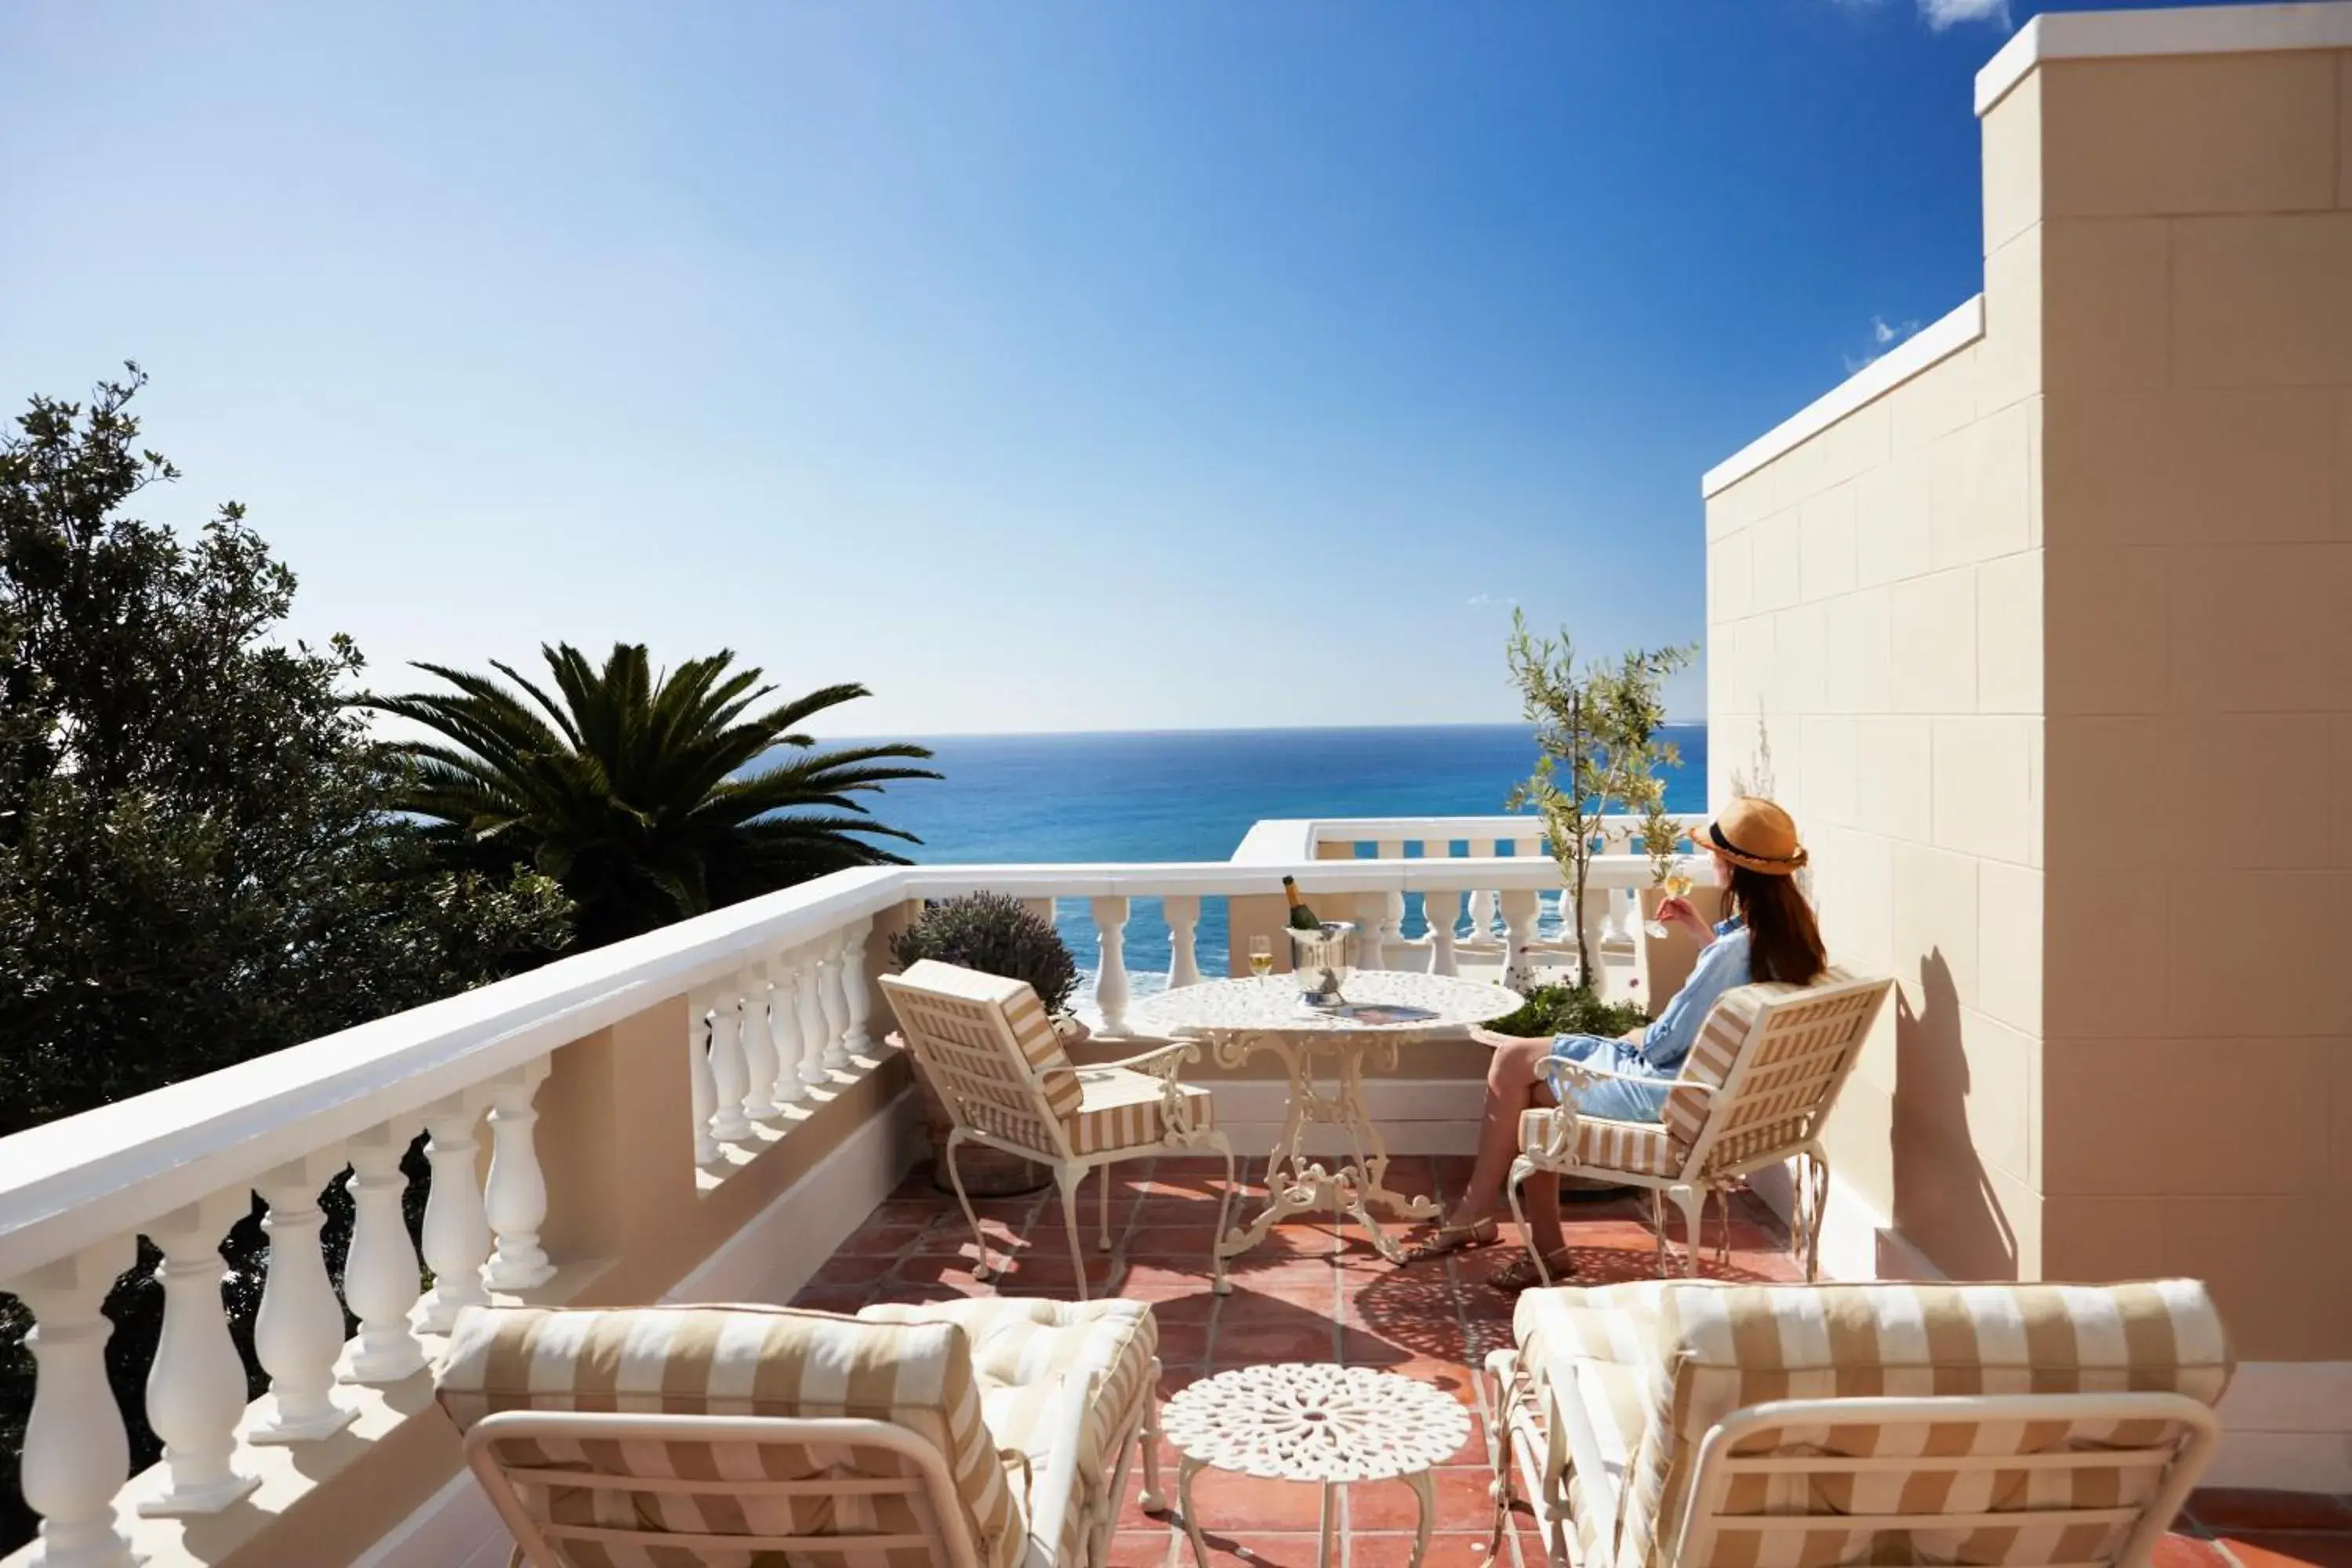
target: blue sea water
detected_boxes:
[861,724,1708,1000]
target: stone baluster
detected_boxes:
[252,1151,358,1443]
[685,991,720,1165]
[768,958,808,1106]
[1022,897,1057,927]
[1091,895,1131,1034]
[1353,891,1389,971]
[484,1058,555,1292]
[818,943,851,1071]
[793,951,831,1088]
[1500,889,1542,993]
[1163,895,1202,989]
[1580,888,1613,986]
[140,1195,261,1517]
[735,968,780,1123]
[11,1239,140,1568]
[840,918,874,1054]
[416,1092,494,1332]
[1466,839,1497,942]
[339,1124,428,1386]
[1376,837,1405,863]
[706,982,752,1142]
[1424,889,1461,978]
[1385,890,1415,970]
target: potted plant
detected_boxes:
[888,892,1084,1196]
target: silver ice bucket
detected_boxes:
[1288,920,1359,1007]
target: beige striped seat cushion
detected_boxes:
[1614,1279,2235,1568]
[1660,969,1872,1169]
[1067,1066,1214,1155]
[435,1303,1025,1568]
[883,963,1085,1142]
[1567,1357,1651,1568]
[1514,1279,1676,1373]
[1518,1107,1680,1178]
[860,1296,1160,1565]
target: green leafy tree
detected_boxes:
[0,367,573,1550]
[1504,610,1695,985]
[367,643,939,949]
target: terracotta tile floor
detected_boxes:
[796,1156,2351,1567]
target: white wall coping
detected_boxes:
[1976,0,2352,116]
[1699,296,1984,500]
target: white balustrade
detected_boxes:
[142,1194,260,1516]
[768,957,808,1106]
[840,918,874,1054]
[793,952,829,1087]
[12,1240,139,1568]
[1500,889,1541,992]
[706,984,752,1142]
[1580,887,1613,981]
[818,946,851,1071]
[686,991,720,1165]
[339,1125,427,1386]
[484,1058,554,1292]
[1164,895,1202,989]
[1091,895,1131,1034]
[1385,889,1415,971]
[1424,889,1461,977]
[736,969,780,1123]
[1353,891,1389,971]
[251,1151,358,1443]
[416,1093,493,1332]
[1022,896,1056,926]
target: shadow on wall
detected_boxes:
[1889,949,2019,1280]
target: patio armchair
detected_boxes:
[880,958,1238,1298]
[1486,1277,2230,1568]
[1504,970,1893,1283]
[437,1295,1164,1568]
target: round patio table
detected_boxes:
[1162,1362,1472,1568]
[1126,971,1520,1265]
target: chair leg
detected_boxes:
[1138,1356,1167,1511]
[1648,1189,1668,1274]
[1056,1164,1089,1301]
[1671,1186,1705,1278]
[1097,1162,1114,1251]
[1207,1134,1238,1297]
[1506,1157,1552,1287]
[1803,1145,1831,1283]
[944,1128,994,1283]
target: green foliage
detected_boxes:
[368,644,939,950]
[1503,610,1697,981]
[0,367,573,1551]
[1487,982,1650,1041]
[890,893,1081,1018]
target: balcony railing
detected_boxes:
[0,815,1701,1568]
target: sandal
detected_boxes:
[1396,1217,1499,1266]
[1486,1248,1577,1294]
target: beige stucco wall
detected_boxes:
[1707,36,2352,1361]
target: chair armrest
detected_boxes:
[1092,1041,1202,1080]
[1537,1056,1719,1105]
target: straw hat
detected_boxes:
[1699,796,1808,875]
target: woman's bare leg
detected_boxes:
[1449,1038,1552,1225]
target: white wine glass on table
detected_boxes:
[1247,935,1274,976]
[1643,861,1696,939]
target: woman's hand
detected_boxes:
[1653,896,1715,946]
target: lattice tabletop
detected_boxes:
[1126,971,1523,1036]
[1162,1363,1472,1485]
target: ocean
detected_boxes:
[865,724,1709,999]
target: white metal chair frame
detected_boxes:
[1504,974,1891,1284]
[465,1345,1160,1568]
[884,967,1240,1298]
[1480,1346,2220,1568]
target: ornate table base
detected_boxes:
[1211,1030,1439,1265]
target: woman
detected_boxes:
[1403,796,1828,1290]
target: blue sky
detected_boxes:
[0,1,2234,734]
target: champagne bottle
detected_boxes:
[1282,876,1323,932]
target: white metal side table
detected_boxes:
[1162,1362,1472,1568]
[1126,971,1521,1264]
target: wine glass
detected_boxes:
[1643,862,1695,940]
[1247,935,1274,977]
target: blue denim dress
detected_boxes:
[1549,920,1751,1123]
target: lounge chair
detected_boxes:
[437,1296,1163,1568]
[1486,1277,2230,1567]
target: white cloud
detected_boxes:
[1465,593,1519,608]
[1918,0,2010,28]
[1845,314,1922,372]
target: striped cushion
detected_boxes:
[859,1295,1159,1566]
[1568,1358,1650,1567]
[1661,968,1874,1163]
[436,1304,1025,1568]
[1616,1279,2235,1568]
[1514,1280,1675,1374]
[1007,987,1085,1119]
[883,963,1084,1149]
[1066,1066,1215,1155]
[1519,1108,1682,1178]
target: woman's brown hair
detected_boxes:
[1723,864,1828,987]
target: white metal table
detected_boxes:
[1126,971,1520,1265]
[1163,1363,1472,1567]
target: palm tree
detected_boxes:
[367,642,938,949]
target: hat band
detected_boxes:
[1708,821,1802,865]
